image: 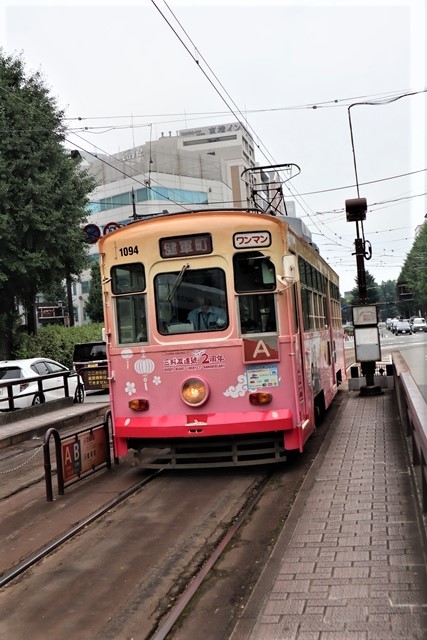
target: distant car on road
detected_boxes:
[411,317,426,333]
[0,358,85,410]
[394,321,412,335]
[389,318,399,333]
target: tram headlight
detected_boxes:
[249,392,272,405]
[181,377,209,407]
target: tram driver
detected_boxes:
[188,296,226,331]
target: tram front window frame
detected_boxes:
[233,251,278,335]
[154,266,228,335]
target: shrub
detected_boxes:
[12,323,104,368]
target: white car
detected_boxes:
[411,317,427,333]
[0,358,85,410]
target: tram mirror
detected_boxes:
[279,255,298,284]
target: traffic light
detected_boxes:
[345,197,367,222]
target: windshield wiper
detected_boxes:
[167,263,190,301]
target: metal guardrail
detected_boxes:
[392,351,427,514]
[43,416,112,501]
[0,370,79,411]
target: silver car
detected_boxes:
[394,321,412,335]
[0,358,85,410]
[411,318,426,333]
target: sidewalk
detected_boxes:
[231,388,427,640]
[0,400,109,449]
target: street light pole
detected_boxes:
[346,104,381,395]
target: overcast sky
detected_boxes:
[1,0,425,294]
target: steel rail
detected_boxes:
[150,473,273,640]
[0,469,162,588]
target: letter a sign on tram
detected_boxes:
[242,336,279,363]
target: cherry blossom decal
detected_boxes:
[125,382,136,396]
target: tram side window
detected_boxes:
[154,267,228,335]
[116,295,147,343]
[330,283,342,328]
[233,252,276,292]
[298,256,327,331]
[111,264,147,344]
[111,263,145,294]
[301,287,310,331]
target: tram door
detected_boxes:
[291,284,310,427]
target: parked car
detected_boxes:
[411,317,427,333]
[0,358,85,410]
[394,321,412,335]
[389,318,399,333]
[72,341,109,391]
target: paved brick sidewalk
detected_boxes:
[231,389,427,639]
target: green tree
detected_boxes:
[39,282,68,306]
[0,51,95,358]
[378,279,398,320]
[348,270,380,306]
[398,223,427,314]
[85,262,104,323]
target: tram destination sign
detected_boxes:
[160,233,212,258]
[233,230,271,249]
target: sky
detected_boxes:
[1,0,426,294]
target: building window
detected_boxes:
[92,187,208,211]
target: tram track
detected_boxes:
[0,463,281,639]
[0,391,346,640]
[0,470,162,588]
[151,472,273,640]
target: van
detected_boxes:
[72,341,109,391]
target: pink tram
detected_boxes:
[98,207,346,467]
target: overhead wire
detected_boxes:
[2,4,424,267]
[0,83,205,213]
[64,87,425,123]
[149,0,362,251]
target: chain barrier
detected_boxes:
[0,444,43,475]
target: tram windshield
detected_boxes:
[155,267,228,335]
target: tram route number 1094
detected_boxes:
[119,246,139,257]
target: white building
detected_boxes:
[73,122,296,324]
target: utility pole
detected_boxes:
[346,106,382,396]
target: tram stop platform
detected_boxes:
[231,386,427,640]
[0,398,109,449]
